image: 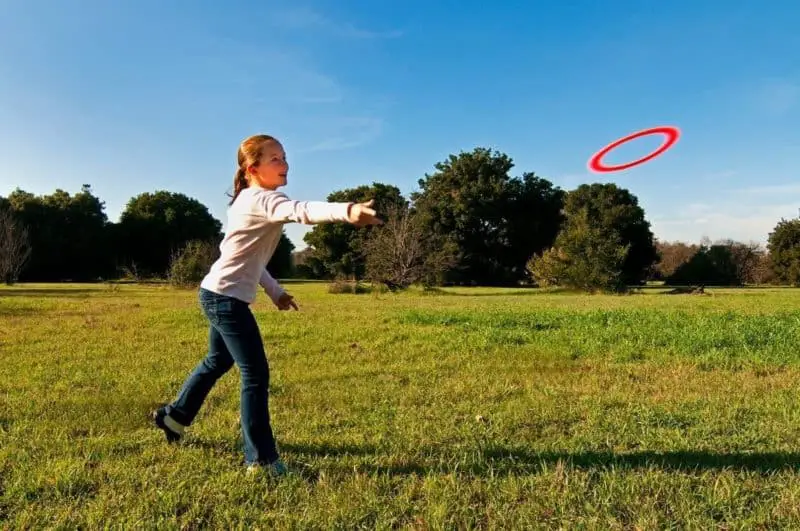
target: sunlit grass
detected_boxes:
[3,283,800,528]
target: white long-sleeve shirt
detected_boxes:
[200,186,352,304]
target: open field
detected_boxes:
[3,283,800,528]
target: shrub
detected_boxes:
[168,240,219,287]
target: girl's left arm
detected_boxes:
[259,268,286,305]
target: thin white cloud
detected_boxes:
[754,78,798,116]
[205,34,388,151]
[296,116,383,153]
[698,170,738,181]
[272,7,403,39]
[729,183,800,196]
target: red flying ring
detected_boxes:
[588,126,680,173]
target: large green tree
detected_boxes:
[528,183,658,292]
[411,147,564,286]
[3,185,112,281]
[768,218,800,285]
[303,183,406,280]
[115,191,222,278]
[565,183,658,286]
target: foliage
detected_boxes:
[116,190,222,278]
[292,248,326,279]
[665,243,741,286]
[411,148,565,286]
[653,241,700,280]
[528,209,630,292]
[363,204,458,290]
[303,183,406,280]
[528,183,656,292]
[3,185,112,281]
[658,239,769,286]
[768,218,800,286]
[563,183,658,286]
[327,279,371,294]
[0,207,32,284]
[168,239,220,287]
[0,154,795,290]
[266,231,295,279]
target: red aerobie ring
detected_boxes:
[588,126,680,173]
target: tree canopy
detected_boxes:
[116,191,222,277]
[303,183,406,280]
[411,148,564,286]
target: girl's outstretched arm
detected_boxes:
[254,190,353,225]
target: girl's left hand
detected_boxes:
[276,292,299,311]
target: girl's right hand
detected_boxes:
[348,200,383,227]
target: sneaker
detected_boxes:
[152,407,183,443]
[246,459,289,478]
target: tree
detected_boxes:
[527,183,657,292]
[293,247,326,279]
[565,183,658,286]
[660,239,766,286]
[266,231,295,279]
[768,218,800,285]
[665,243,740,286]
[363,203,458,290]
[0,207,32,284]
[303,183,406,280]
[653,240,700,280]
[116,191,222,278]
[752,252,776,285]
[4,185,111,281]
[411,147,564,286]
[528,209,630,292]
[721,239,765,285]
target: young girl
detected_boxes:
[152,134,381,476]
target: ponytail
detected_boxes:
[229,167,249,205]
[228,134,279,205]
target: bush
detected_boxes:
[527,210,631,293]
[526,247,568,288]
[327,279,371,294]
[665,244,740,286]
[363,204,458,291]
[168,240,219,287]
[664,240,768,286]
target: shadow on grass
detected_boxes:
[0,288,101,298]
[0,305,40,316]
[421,288,570,297]
[279,442,800,476]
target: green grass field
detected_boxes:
[4,282,800,528]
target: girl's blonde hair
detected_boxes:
[230,134,279,205]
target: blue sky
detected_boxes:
[1,0,798,249]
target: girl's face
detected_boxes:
[247,141,288,190]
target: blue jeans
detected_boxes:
[165,288,279,465]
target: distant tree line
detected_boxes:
[0,185,295,286]
[2,147,800,292]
